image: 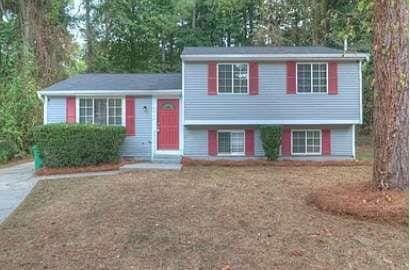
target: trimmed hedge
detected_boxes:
[259,125,282,160]
[31,124,126,168]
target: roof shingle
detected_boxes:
[43,73,182,91]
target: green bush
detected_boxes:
[31,124,126,168]
[0,139,18,163]
[259,125,282,160]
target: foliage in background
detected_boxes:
[0,14,41,162]
[31,124,126,168]
[0,0,374,163]
[259,126,282,160]
[83,0,374,134]
[0,0,77,163]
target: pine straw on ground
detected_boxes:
[309,183,408,225]
[0,165,408,270]
[182,157,372,167]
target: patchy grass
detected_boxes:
[0,166,408,269]
[357,135,374,161]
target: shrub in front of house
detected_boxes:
[31,124,126,168]
[259,125,282,160]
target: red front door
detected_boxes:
[157,99,179,150]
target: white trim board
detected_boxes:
[184,120,361,125]
[181,53,369,61]
[39,89,182,96]
[43,97,48,124]
[359,61,363,124]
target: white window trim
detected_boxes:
[296,62,328,94]
[217,129,245,156]
[76,96,126,127]
[216,63,249,95]
[291,129,322,156]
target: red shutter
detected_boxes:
[245,129,255,156]
[286,61,296,94]
[281,127,291,156]
[66,96,76,123]
[208,129,217,156]
[328,62,338,95]
[125,96,135,136]
[322,128,331,155]
[208,62,217,95]
[249,62,259,95]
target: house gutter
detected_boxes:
[36,91,44,102]
[181,53,369,61]
[37,89,182,97]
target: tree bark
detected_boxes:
[373,0,408,189]
[85,0,94,71]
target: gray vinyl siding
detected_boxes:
[120,97,152,159]
[184,125,353,158]
[331,125,354,156]
[183,62,360,121]
[47,97,66,123]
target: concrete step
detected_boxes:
[120,162,182,171]
[152,155,181,164]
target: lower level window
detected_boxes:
[218,130,245,155]
[79,98,123,126]
[292,130,321,155]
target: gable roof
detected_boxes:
[182,46,345,55]
[43,73,182,92]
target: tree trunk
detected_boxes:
[192,0,196,29]
[85,0,94,71]
[373,0,408,189]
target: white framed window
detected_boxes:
[291,129,321,155]
[218,63,248,94]
[78,97,123,126]
[297,63,327,93]
[217,130,245,155]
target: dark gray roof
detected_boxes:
[44,73,182,91]
[182,46,344,55]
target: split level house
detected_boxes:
[38,46,368,162]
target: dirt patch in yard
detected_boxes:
[0,165,407,269]
[309,183,408,225]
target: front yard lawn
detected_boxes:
[0,165,407,269]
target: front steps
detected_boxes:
[120,162,181,171]
[152,154,182,164]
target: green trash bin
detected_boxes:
[32,145,43,170]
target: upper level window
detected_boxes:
[297,63,327,93]
[79,98,123,126]
[218,63,248,94]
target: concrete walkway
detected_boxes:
[0,162,36,223]
[0,161,181,222]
